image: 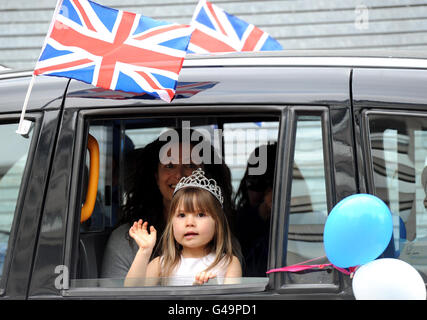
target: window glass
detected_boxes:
[0,122,34,279]
[368,113,427,279]
[224,122,279,277]
[223,122,279,192]
[74,115,279,293]
[285,115,331,285]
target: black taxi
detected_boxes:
[0,51,427,300]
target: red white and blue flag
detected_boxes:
[34,0,193,102]
[188,0,282,54]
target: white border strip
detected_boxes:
[183,56,427,69]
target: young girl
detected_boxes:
[124,169,241,286]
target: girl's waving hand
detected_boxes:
[129,219,157,252]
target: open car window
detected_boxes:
[70,112,280,296]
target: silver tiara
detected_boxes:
[173,168,224,206]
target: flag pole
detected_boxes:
[16,73,36,135]
[16,0,64,136]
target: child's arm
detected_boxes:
[124,219,158,286]
[225,256,242,277]
[223,256,242,284]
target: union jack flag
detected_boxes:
[34,0,193,102]
[188,0,282,54]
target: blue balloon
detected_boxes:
[323,194,393,268]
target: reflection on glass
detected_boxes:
[285,115,332,285]
[70,276,268,290]
[369,115,427,279]
[0,122,34,278]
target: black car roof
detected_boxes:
[1,51,427,113]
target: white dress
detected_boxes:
[165,252,228,286]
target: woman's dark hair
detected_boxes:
[118,127,235,237]
[234,142,277,211]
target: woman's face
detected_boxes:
[156,143,202,203]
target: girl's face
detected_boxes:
[156,143,201,203]
[172,201,216,256]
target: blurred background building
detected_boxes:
[1,0,427,70]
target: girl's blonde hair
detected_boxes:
[159,187,233,277]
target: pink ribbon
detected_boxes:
[266,256,358,276]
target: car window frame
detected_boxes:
[272,106,339,294]
[62,105,284,298]
[0,113,42,295]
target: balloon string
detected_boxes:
[266,256,358,277]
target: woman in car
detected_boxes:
[234,143,277,276]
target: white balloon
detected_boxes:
[352,258,426,300]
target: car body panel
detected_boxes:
[0,52,426,299]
